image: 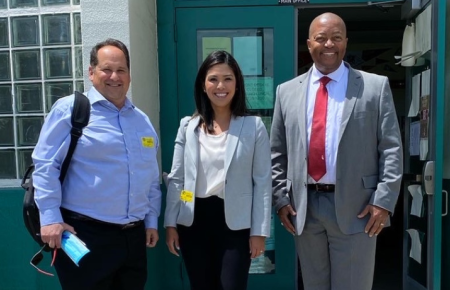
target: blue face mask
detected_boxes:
[61,231,90,266]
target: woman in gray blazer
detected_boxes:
[164,51,272,290]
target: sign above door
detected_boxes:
[278,0,309,5]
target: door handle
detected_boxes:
[443,190,448,217]
[422,161,434,195]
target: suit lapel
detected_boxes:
[186,116,200,168]
[338,66,362,144]
[224,116,244,173]
[297,71,311,151]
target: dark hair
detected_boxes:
[90,38,130,69]
[194,50,249,133]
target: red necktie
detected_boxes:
[308,76,331,182]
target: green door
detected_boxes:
[175,5,296,290]
[403,1,446,289]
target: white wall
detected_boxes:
[128,0,160,130]
[80,0,130,90]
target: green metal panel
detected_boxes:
[175,5,296,290]
[173,0,398,7]
[0,188,60,290]
[157,0,179,175]
[175,0,279,7]
[306,0,395,3]
[157,0,192,289]
[432,0,446,289]
[441,1,450,289]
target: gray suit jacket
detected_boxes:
[271,64,403,235]
[164,115,272,237]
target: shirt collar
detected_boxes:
[87,87,134,110]
[311,61,346,84]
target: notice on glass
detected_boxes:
[408,74,420,117]
[202,37,232,61]
[421,69,431,97]
[244,77,273,109]
[233,36,263,76]
[415,4,432,55]
[419,70,430,160]
[409,121,420,156]
[406,229,423,264]
[408,184,423,217]
[420,94,429,160]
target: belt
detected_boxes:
[307,184,335,192]
[61,208,143,230]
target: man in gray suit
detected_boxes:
[271,12,403,290]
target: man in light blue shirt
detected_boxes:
[32,38,161,290]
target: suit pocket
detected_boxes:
[362,175,378,189]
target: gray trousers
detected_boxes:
[295,190,377,290]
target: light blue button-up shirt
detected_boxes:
[32,87,161,229]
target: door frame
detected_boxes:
[428,0,446,289]
[402,1,445,289]
[157,2,298,289]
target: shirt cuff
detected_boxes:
[144,215,158,230]
[39,208,63,226]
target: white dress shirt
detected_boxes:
[307,61,349,184]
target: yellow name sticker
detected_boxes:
[180,190,194,202]
[141,137,154,148]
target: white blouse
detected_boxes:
[196,129,228,199]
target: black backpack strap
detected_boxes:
[59,91,91,183]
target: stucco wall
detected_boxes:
[80,0,131,91]
[128,0,160,130]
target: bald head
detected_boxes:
[309,13,347,38]
[307,12,348,75]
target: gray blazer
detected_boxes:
[271,64,403,235]
[164,115,272,237]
